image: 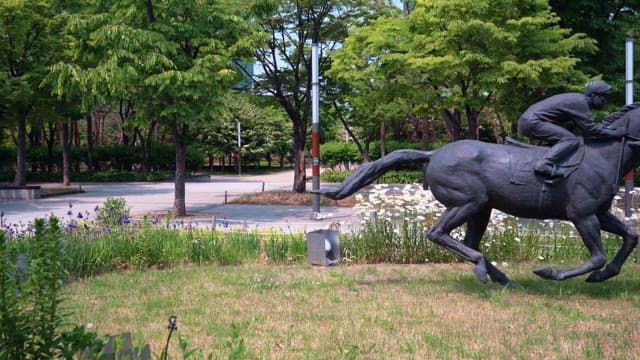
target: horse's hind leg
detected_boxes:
[586,211,639,282]
[464,208,513,286]
[428,199,490,283]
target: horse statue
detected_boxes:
[318,105,640,286]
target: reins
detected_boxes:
[614,115,635,192]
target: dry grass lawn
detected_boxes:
[64,262,640,359]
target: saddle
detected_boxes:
[506,136,585,185]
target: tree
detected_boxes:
[244,0,397,192]
[48,0,250,216]
[192,93,291,171]
[328,14,426,160]
[409,0,598,138]
[1,0,58,186]
[332,0,597,143]
[549,0,640,101]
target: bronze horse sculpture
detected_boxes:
[319,105,640,286]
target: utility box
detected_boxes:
[306,229,341,266]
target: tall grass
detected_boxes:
[2,187,637,279]
[5,217,308,279]
[4,213,632,280]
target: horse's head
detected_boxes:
[604,103,640,141]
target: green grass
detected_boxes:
[63,262,640,359]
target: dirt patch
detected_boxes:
[40,185,85,198]
[228,190,356,207]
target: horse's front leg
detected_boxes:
[586,211,639,282]
[534,214,607,280]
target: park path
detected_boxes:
[0,169,361,233]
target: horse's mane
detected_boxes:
[602,102,640,125]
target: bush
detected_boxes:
[96,197,131,226]
[320,142,362,168]
[321,169,424,184]
[320,170,351,183]
[0,218,100,359]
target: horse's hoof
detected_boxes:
[585,271,605,283]
[488,272,513,287]
[473,265,488,283]
[533,266,556,280]
[586,267,617,283]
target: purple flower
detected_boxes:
[77,212,84,219]
[66,220,77,231]
[67,210,73,216]
[121,216,130,225]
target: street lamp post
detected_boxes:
[311,43,321,216]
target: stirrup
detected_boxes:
[534,163,561,178]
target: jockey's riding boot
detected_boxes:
[534,160,560,178]
[535,139,578,178]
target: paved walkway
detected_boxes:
[0,170,362,233]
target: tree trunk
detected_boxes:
[421,116,430,190]
[380,121,386,157]
[139,121,156,177]
[43,121,56,173]
[291,115,307,193]
[171,120,187,217]
[59,121,71,186]
[292,146,306,193]
[443,110,462,141]
[13,114,27,187]
[362,139,371,163]
[86,115,94,174]
[466,106,480,140]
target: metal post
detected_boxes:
[625,38,640,265]
[624,38,634,219]
[624,38,633,218]
[311,43,321,216]
[236,119,241,176]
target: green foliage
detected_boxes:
[321,169,424,184]
[0,143,204,181]
[0,218,100,359]
[330,0,596,142]
[550,1,640,102]
[378,170,423,184]
[0,146,16,171]
[96,197,131,227]
[320,170,352,183]
[320,142,362,168]
[28,220,307,278]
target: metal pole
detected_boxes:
[624,38,634,219]
[311,43,321,216]
[625,38,640,265]
[236,119,241,176]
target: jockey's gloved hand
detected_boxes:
[596,125,626,138]
[611,126,627,137]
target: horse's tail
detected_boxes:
[318,149,433,200]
